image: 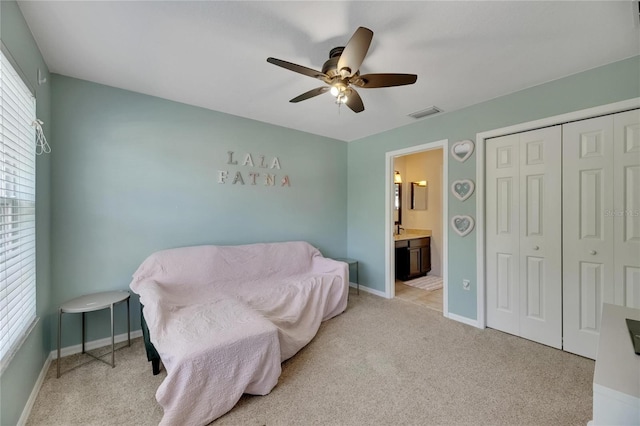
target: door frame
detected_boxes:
[385,139,449,317]
[475,98,640,329]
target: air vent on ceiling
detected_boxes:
[408,106,442,119]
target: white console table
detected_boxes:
[592,303,640,425]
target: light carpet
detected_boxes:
[402,274,443,291]
[27,292,594,425]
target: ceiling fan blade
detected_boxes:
[289,87,330,103]
[337,27,373,78]
[352,73,418,88]
[345,88,364,113]
[267,57,329,82]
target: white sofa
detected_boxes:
[130,241,349,425]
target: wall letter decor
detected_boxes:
[227,151,238,165]
[243,153,254,167]
[220,151,290,188]
[265,174,275,186]
[232,171,244,185]
[249,172,259,185]
[217,170,228,184]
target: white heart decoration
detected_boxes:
[451,179,475,202]
[451,139,475,163]
[451,215,475,237]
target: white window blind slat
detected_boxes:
[3,259,36,291]
[0,50,37,367]
[0,141,33,166]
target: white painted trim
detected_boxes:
[50,330,143,359]
[441,141,449,318]
[18,331,143,424]
[477,98,640,142]
[354,283,387,298]
[385,150,394,300]
[476,126,486,329]
[384,140,449,311]
[475,97,640,329]
[16,353,51,426]
[447,312,481,328]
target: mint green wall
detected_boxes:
[2,1,638,420]
[0,1,52,425]
[347,55,640,320]
[50,75,347,347]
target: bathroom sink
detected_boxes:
[394,229,432,241]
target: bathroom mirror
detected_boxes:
[411,181,427,210]
[394,183,402,224]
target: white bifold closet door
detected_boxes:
[486,126,562,349]
[562,109,640,359]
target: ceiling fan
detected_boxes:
[267,27,417,113]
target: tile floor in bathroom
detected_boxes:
[394,280,443,312]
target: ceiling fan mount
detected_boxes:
[267,27,417,113]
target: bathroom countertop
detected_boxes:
[394,229,432,241]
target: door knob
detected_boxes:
[590,250,597,255]
[533,245,539,251]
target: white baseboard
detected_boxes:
[50,329,143,359]
[447,312,482,329]
[351,283,387,298]
[19,330,143,425]
[17,353,51,426]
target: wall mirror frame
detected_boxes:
[411,181,428,210]
[451,139,475,162]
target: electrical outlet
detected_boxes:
[462,279,471,290]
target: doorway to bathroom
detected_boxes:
[385,140,448,316]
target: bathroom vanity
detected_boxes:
[395,231,431,281]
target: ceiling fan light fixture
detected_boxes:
[331,83,349,104]
[331,83,348,96]
[267,26,417,114]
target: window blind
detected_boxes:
[0,50,37,367]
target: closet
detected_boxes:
[562,109,640,359]
[486,126,562,349]
[485,109,640,359]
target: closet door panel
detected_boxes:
[625,267,640,308]
[563,115,614,359]
[486,134,520,335]
[518,126,562,349]
[486,127,562,348]
[579,261,604,332]
[614,110,640,309]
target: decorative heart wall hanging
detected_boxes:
[451,139,475,162]
[451,179,475,201]
[451,215,475,237]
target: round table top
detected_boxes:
[60,290,130,313]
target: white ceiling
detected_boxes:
[17,1,640,142]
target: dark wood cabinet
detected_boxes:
[395,237,431,281]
